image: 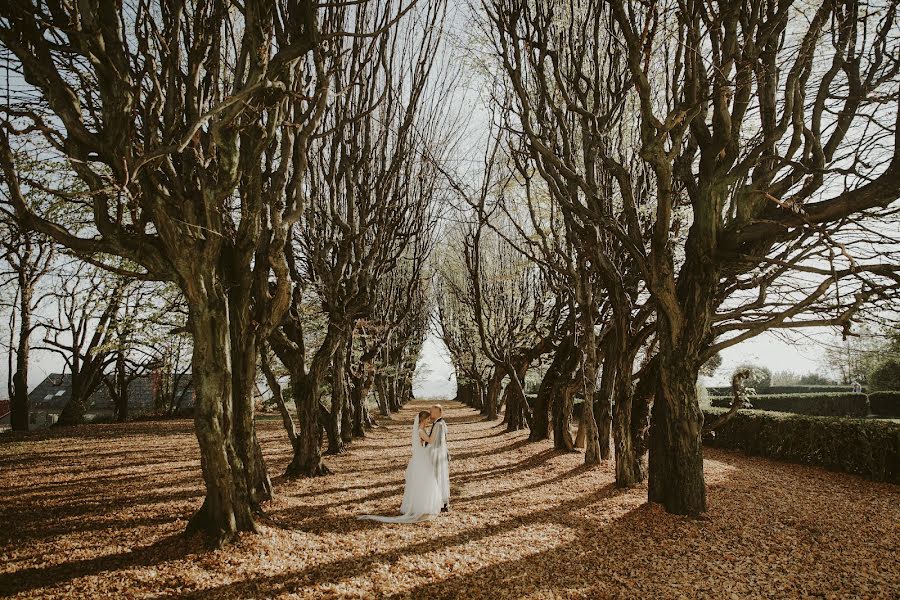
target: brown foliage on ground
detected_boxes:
[1,401,898,598]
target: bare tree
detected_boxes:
[0,205,53,431]
[269,0,449,474]
[38,261,125,425]
[0,0,334,544]
[481,0,656,474]
[605,0,900,516]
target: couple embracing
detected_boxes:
[360,404,450,523]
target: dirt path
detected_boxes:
[1,400,898,598]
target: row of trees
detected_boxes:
[0,0,449,546]
[3,0,899,545]
[437,0,900,517]
[0,221,194,428]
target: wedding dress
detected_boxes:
[358,415,443,523]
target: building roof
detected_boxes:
[28,374,192,413]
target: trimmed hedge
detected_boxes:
[707,385,858,396]
[702,408,900,484]
[710,392,869,417]
[868,392,900,418]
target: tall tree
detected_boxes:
[0,0,332,545]
[269,0,449,474]
[39,261,126,425]
[0,209,53,431]
[607,0,900,515]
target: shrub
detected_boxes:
[702,408,900,484]
[868,391,900,418]
[733,363,771,392]
[798,373,836,385]
[868,359,900,392]
[710,392,869,417]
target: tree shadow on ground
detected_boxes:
[175,483,627,599]
[0,533,197,596]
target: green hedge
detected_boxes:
[710,392,869,417]
[868,392,900,418]
[707,385,858,396]
[702,408,900,484]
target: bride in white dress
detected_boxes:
[359,410,442,522]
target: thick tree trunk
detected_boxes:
[58,376,92,426]
[286,376,330,477]
[113,352,129,423]
[484,368,503,420]
[471,381,484,411]
[595,390,612,460]
[375,375,390,416]
[186,302,264,547]
[504,361,529,432]
[455,382,470,405]
[10,280,32,432]
[530,354,562,442]
[325,360,347,454]
[350,372,373,438]
[323,404,342,455]
[574,409,586,448]
[229,329,272,505]
[596,344,615,460]
[385,375,399,412]
[648,352,706,516]
[573,256,602,464]
[607,332,645,486]
[538,336,578,452]
[551,384,576,450]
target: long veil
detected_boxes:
[358,415,435,524]
[410,414,420,454]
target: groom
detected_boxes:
[428,404,450,512]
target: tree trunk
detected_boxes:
[388,376,402,412]
[484,368,503,420]
[574,409,585,448]
[596,343,615,460]
[575,269,601,464]
[455,382,469,405]
[613,375,647,488]
[340,383,353,445]
[648,350,706,516]
[285,375,330,477]
[471,381,484,411]
[595,390,612,461]
[185,301,267,547]
[229,325,272,506]
[350,371,373,438]
[375,375,390,416]
[10,279,31,432]
[551,384,576,450]
[58,375,92,426]
[505,361,529,432]
[550,337,579,451]
[323,403,342,454]
[262,352,299,451]
[529,358,559,442]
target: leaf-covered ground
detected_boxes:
[1,401,898,599]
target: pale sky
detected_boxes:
[410,328,843,399]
